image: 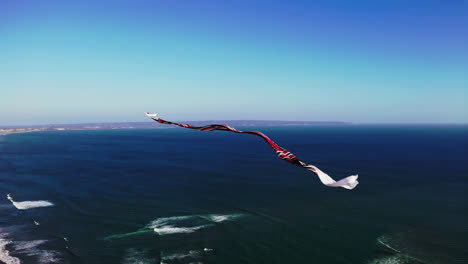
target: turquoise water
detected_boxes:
[0,125,467,263]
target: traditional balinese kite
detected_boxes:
[146,113,358,189]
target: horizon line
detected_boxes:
[1,120,467,128]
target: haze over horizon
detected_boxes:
[1,117,467,129]
[2,0,467,126]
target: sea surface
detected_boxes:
[0,125,467,264]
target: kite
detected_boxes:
[146,113,358,189]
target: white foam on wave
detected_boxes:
[153,225,210,235]
[35,250,62,264]
[148,216,195,227]
[377,236,401,253]
[7,194,54,210]
[0,239,21,264]
[205,214,242,223]
[368,255,409,264]
[149,214,243,236]
[13,240,47,251]
[1,225,62,264]
[122,248,157,264]
[107,213,244,239]
[148,215,210,235]
[370,234,421,264]
[161,250,201,261]
[104,229,153,240]
[14,240,62,264]
[148,216,212,235]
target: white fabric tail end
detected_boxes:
[307,166,359,190]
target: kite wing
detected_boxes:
[145,113,358,190]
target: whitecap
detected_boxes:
[153,225,211,235]
[7,194,54,210]
[204,214,242,223]
[106,213,243,239]
[122,248,157,264]
[148,216,211,236]
[35,250,62,264]
[13,240,47,251]
[377,236,401,253]
[368,255,410,264]
[372,234,427,264]
[148,213,244,236]
[0,239,21,264]
[10,239,62,264]
[1,225,63,264]
[161,250,201,261]
[103,229,153,240]
[148,216,194,227]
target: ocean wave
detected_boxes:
[377,235,401,253]
[149,213,243,236]
[122,248,157,264]
[0,239,21,264]
[368,255,413,264]
[105,213,243,240]
[7,194,54,210]
[372,234,426,264]
[153,225,210,235]
[103,229,153,240]
[161,249,201,262]
[148,213,243,227]
[13,240,47,251]
[35,250,62,264]
[203,213,242,223]
[148,216,212,236]
[1,226,63,264]
[147,215,194,227]
[14,241,62,264]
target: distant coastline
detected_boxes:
[0,120,351,135]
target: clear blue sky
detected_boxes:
[1,0,467,125]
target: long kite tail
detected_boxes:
[146,113,358,190]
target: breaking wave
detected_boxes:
[105,213,243,239]
[161,249,201,262]
[13,240,47,251]
[0,239,21,264]
[122,248,158,264]
[203,214,242,223]
[153,225,210,235]
[368,255,414,264]
[377,235,401,253]
[7,194,54,210]
[0,226,64,264]
[369,234,428,264]
[149,213,243,236]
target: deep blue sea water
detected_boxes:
[0,125,467,264]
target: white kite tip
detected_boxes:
[145,112,158,119]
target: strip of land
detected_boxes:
[0,120,350,135]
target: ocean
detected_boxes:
[0,125,467,264]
